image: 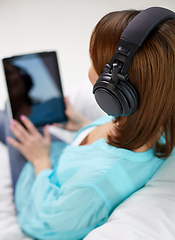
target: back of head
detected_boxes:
[89,9,175,158]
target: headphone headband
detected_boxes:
[108,7,175,77]
[121,7,175,47]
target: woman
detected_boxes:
[6,8,175,240]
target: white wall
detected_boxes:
[0,0,175,109]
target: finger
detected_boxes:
[10,120,29,143]
[52,123,66,129]
[20,115,40,136]
[43,125,51,143]
[64,96,69,103]
[6,136,22,150]
[64,97,71,109]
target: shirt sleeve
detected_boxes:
[15,167,109,240]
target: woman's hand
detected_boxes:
[6,115,51,175]
[54,97,91,131]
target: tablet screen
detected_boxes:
[2,51,67,127]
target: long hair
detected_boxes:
[89,10,175,158]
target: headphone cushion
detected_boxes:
[114,80,139,115]
[93,73,139,116]
[94,88,123,116]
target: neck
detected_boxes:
[134,135,160,153]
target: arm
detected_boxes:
[15,167,109,240]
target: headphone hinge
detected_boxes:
[118,73,129,81]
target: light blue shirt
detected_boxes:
[15,116,164,240]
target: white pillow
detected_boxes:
[84,152,175,240]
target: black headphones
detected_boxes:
[93,7,175,117]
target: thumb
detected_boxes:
[43,125,51,143]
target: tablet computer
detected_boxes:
[2,51,67,127]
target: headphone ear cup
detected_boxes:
[94,88,123,116]
[93,73,139,117]
[93,72,123,116]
